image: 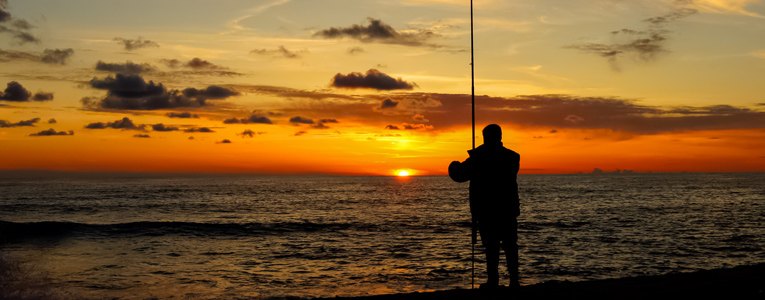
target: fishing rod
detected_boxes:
[470,0,476,291]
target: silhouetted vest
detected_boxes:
[466,142,520,221]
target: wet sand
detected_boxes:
[320,263,765,300]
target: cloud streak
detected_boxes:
[250,46,306,59]
[0,117,40,127]
[565,8,697,71]
[114,37,159,51]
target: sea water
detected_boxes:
[1,172,763,299]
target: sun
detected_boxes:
[397,170,410,177]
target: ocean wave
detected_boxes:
[0,220,384,240]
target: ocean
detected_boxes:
[1,172,763,299]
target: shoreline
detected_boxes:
[317,263,765,300]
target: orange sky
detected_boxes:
[1,0,764,175]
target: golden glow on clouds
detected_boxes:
[1,0,764,174]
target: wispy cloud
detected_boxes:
[330,69,418,90]
[565,7,698,71]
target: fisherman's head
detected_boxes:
[482,124,502,144]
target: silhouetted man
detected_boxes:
[449,124,520,289]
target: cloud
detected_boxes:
[41,48,74,65]
[314,18,441,48]
[223,115,273,124]
[250,46,306,59]
[565,8,697,71]
[380,98,399,109]
[134,134,150,138]
[385,125,399,130]
[412,114,429,122]
[289,116,314,124]
[96,61,155,74]
[0,48,74,65]
[391,93,765,134]
[294,130,307,136]
[85,117,146,131]
[0,117,40,127]
[0,48,39,62]
[114,37,159,51]
[48,118,56,124]
[217,139,232,144]
[319,118,338,123]
[564,115,585,123]
[29,128,73,136]
[0,81,30,101]
[32,92,53,101]
[166,112,199,118]
[158,58,243,77]
[347,46,365,55]
[238,129,265,137]
[330,69,417,90]
[311,123,330,129]
[184,127,215,133]
[83,74,239,110]
[0,2,40,45]
[151,123,179,132]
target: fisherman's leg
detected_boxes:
[479,222,500,288]
[500,218,520,287]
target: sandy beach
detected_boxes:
[321,263,765,300]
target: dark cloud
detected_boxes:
[29,128,73,136]
[294,131,307,136]
[223,115,273,124]
[0,117,39,127]
[314,18,441,48]
[0,2,40,45]
[387,123,434,130]
[186,57,223,69]
[84,74,238,110]
[289,116,314,124]
[48,118,56,124]
[238,129,265,138]
[41,48,74,65]
[0,1,10,23]
[565,8,697,71]
[96,61,155,74]
[311,123,331,129]
[330,69,417,90]
[166,112,199,118]
[32,92,53,101]
[319,118,338,123]
[0,81,31,101]
[182,85,239,99]
[395,93,765,134]
[218,139,232,144]
[550,129,558,133]
[85,117,146,131]
[151,123,179,132]
[184,127,215,133]
[114,37,159,51]
[250,46,306,59]
[380,98,399,109]
[134,134,150,138]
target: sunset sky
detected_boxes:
[1,0,764,175]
